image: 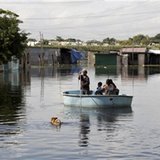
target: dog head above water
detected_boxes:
[51,117,61,126]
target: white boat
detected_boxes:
[63,90,133,108]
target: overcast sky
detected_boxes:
[1,0,160,41]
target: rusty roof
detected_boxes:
[120,48,147,53]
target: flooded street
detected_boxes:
[1,65,160,159]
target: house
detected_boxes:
[147,49,160,65]
[21,47,84,68]
[27,40,39,46]
[120,48,147,65]
[95,52,120,66]
[120,48,160,65]
[94,51,120,75]
[23,47,59,66]
[59,48,84,64]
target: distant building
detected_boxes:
[94,47,160,67]
[27,40,39,46]
[120,48,160,65]
[120,48,147,66]
[95,52,120,66]
[48,40,85,46]
[21,47,84,68]
[147,49,160,65]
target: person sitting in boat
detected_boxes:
[78,69,90,94]
[103,79,119,95]
[95,82,103,95]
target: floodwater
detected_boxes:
[1,65,160,160]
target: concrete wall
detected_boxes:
[88,51,95,65]
[25,47,60,66]
[121,54,128,66]
[138,54,145,66]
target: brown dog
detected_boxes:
[51,117,61,126]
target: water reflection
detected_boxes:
[96,107,132,123]
[0,71,27,136]
[57,65,82,76]
[95,65,160,79]
[0,85,24,122]
[96,107,133,139]
[65,106,133,147]
[79,114,90,147]
[1,64,160,159]
[95,66,118,76]
[30,65,82,78]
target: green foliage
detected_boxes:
[118,39,133,45]
[27,38,37,42]
[102,37,116,45]
[116,34,151,46]
[0,9,28,63]
[86,40,102,45]
[66,38,76,42]
[132,34,149,45]
[56,36,64,42]
[151,33,160,43]
[154,33,160,39]
[42,39,49,45]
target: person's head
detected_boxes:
[106,79,113,85]
[106,79,110,84]
[82,69,87,75]
[98,82,102,87]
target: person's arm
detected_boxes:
[78,74,82,80]
[103,84,109,94]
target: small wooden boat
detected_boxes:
[63,90,133,108]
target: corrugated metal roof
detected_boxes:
[120,48,147,53]
[148,49,160,55]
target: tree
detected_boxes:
[43,39,49,45]
[56,36,64,42]
[118,39,133,45]
[66,38,76,42]
[27,38,37,42]
[103,37,116,45]
[154,33,160,39]
[132,34,146,45]
[86,40,101,45]
[151,33,160,43]
[0,9,28,63]
[141,35,150,45]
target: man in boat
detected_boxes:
[78,69,90,94]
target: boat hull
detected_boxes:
[63,90,133,108]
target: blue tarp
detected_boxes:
[71,49,84,64]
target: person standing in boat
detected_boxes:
[103,79,119,95]
[78,69,90,94]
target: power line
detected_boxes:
[0,0,90,4]
[21,10,160,21]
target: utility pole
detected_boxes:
[39,32,44,66]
